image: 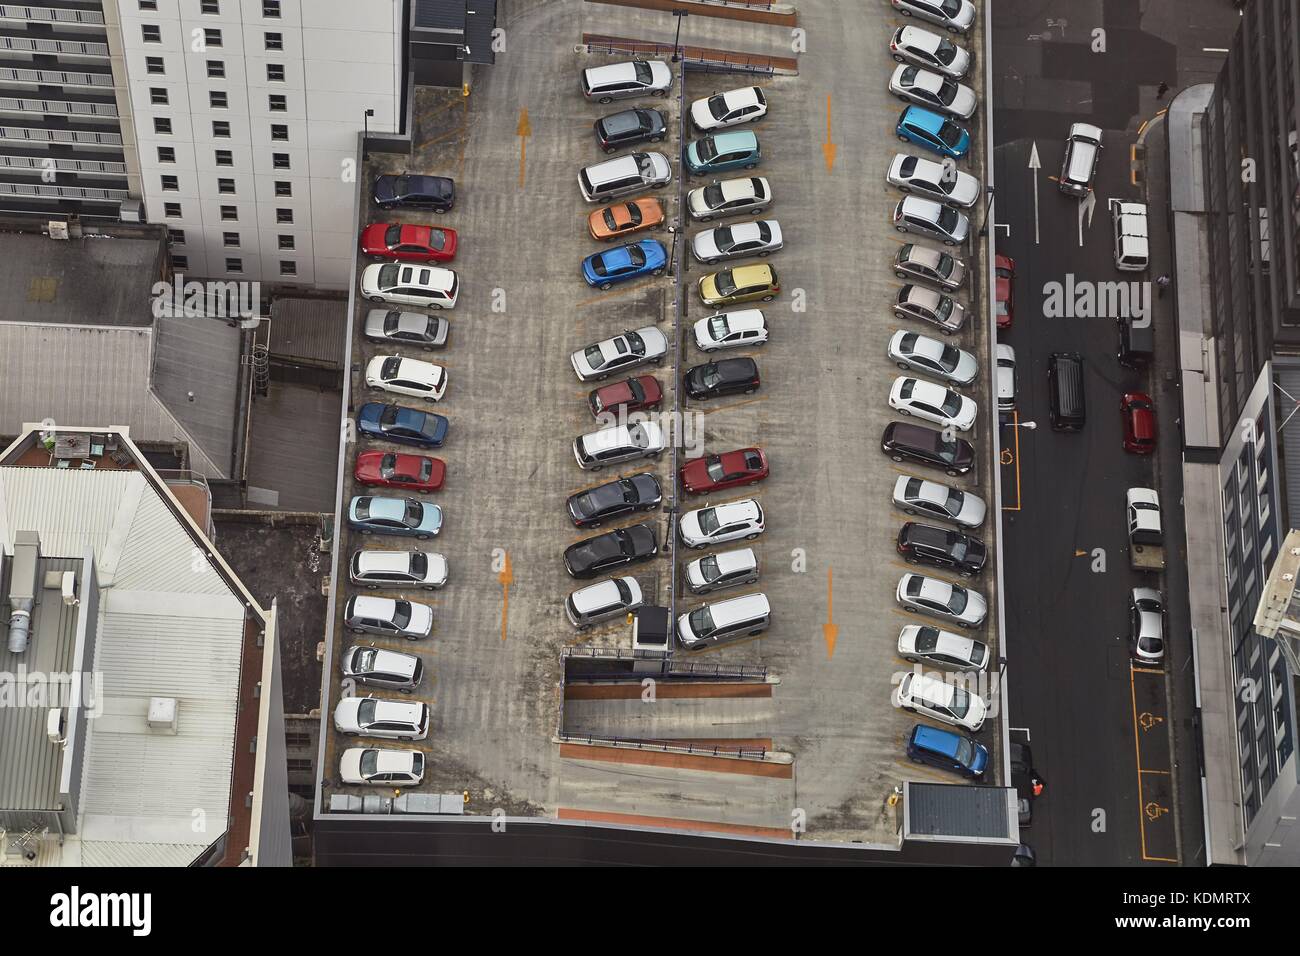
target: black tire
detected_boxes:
[897,362,911,370]
[892,454,905,463]
[761,294,774,301]
[599,96,613,105]
[744,162,758,170]
[893,54,906,63]
[600,282,612,291]
[895,269,909,279]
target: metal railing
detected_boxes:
[0,5,106,25]
[0,153,125,174]
[0,34,108,56]
[0,95,117,117]
[0,66,113,88]
[0,124,122,146]
[0,180,126,199]
[558,731,769,760]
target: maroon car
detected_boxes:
[588,375,663,419]
[359,222,458,263]
[995,254,1014,330]
[1121,392,1157,454]
[679,447,769,495]
[354,450,446,493]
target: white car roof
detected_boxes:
[351,595,398,617]
[897,24,944,54]
[896,376,955,406]
[356,551,416,574]
[903,284,943,309]
[370,355,446,384]
[587,59,668,86]
[710,309,766,331]
[720,86,764,109]
[895,63,947,97]
[1070,122,1104,141]
[572,576,641,611]
[337,696,424,725]
[893,328,946,362]
[710,547,758,574]
[892,152,947,183]
[1127,486,1160,507]
[581,421,664,453]
[901,243,947,269]
[717,177,765,201]
[709,499,762,524]
[900,194,946,219]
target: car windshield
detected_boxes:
[696,138,719,162]
[379,406,399,426]
[950,687,970,718]
[938,345,961,371]
[937,439,959,463]
[706,458,726,481]
[624,331,646,355]
[355,647,376,670]
[707,315,730,339]
[697,508,720,535]
[938,206,959,232]
[698,555,720,582]
[714,271,739,296]
[357,698,377,723]
[403,500,422,527]
[583,345,605,367]
[381,356,401,378]
[701,365,723,389]
[636,154,658,177]
[626,246,647,267]
[949,536,968,561]
[392,601,412,629]
[940,393,963,417]
[900,66,919,85]
[938,120,964,147]
[359,750,379,777]
[948,588,968,614]
[938,79,958,104]
[935,297,954,320]
[915,626,939,652]
[688,606,716,636]
[943,488,965,516]
[377,263,401,287]
[634,61,652,85]
[941,0,962,15]
[629,424,651,449]
[935,254,955,278]
[708,94,731,120]
[954,737,974,765]
[383,225,402,246]
[715,227,736,250]
[701,183,725,207]
[935,38,958,64]
[409,553,426,576]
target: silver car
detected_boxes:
[895,284,967,335]
[893,196,970,246]
[334,697,430,740]
[691,219,783,264]
[684,547,759,594]
[897,624,988,670]
[895,572,987,629]
[889,64,977,120]
[890,25,971,79]
[1130,587,1165,663]
[891,0,976,34]
[363,309,449,350]
[893,243,966,291]
[687,176,772,221]
[891,474,986,529]
[887,153,980,208]
[887,329,977,385]
[996,343,1017,411]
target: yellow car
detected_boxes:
[697,263,781,306]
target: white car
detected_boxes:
[333,697,430,740]
[887,153,980,207]
[891,0,976,35]
[687,176,772,221]
[996,343,1017,411]
[350,549,448,590]
[583,59,673,103]
[892,475,986,529]
[365,355,447,401]
[684,546,759,594]
[339,747,425,785]
[889,64,977,120]
[895,283,967,334]
[889,25,971,79]
[690,86,768,131]
[893,195,970,245]
[693,309,769,352]
[360,262,458,309]
[1130,587,1165,663]
[573,421,666,471]
[896,572,987,628]
[889,376,977,432]
[691,219,783,264]
[570,326,668,381]
[679,498,765,549]
[887,329,977,386]
[893,672,987,732]
[897,624,988,670]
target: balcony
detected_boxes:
[0,93,117,117]
[0,151,125,175]
[0,123,122,146]
[0,5,105,26]
[0,65,113,88]
[0,33,108,57]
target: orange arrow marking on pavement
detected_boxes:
[823,566,838,658]
[517,108,531,188]
[821,95,836,172]
[498,550,513,641]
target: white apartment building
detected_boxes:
[113,0,405,288]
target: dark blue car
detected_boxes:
[905,723,987,778]
[896,105,970,160]
[357,402,448,448]
[582,239,667,290]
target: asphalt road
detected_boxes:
[990,0,1241,866]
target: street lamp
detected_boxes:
[671,9,689,63]
[362,107,374,159]
[977,185,996,239]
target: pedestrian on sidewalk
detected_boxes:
[1156,274,1171,298]
[1156,81,1170,100]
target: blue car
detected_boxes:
[348,495,442,539]
[357,402,448,448]
[896,105,970,160]
[582,239,668,290]
[905,723,987,779]
[684,130,761,176]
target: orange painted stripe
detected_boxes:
[564,681,773,700]
[557,806,794,839]
[560,742,793,778]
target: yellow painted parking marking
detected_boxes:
[1129,660,1179,863]
[889,561,966,587]
[1001,410,1023,511]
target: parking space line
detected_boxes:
[574,278,663,309]
[1000,410,1023,511]
[691,396,768,416]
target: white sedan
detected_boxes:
[889,64,977,119]
[889,376,977,431]
[570,326,668,381]
[366,355,447,401]
[887,329,977,386]
[360,262,459,309]
[891,0,976,35]
[890,25,971,79]
[679,498,765,549]
[690,86,768,131]
[891,474,986,529]
[691,219,783,264]
[694,309,769,352]
[887,153,980,207]
[687,176,772,221]
[896,572,987,628]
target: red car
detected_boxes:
[360,222,458,263]
[354,450,446,493]
[587,375,663,419]
[679,447,769,495]
[1121,392,1157,454]
[995,254,1015,329]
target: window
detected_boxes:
[210,91,228,109]
[149,87,168,106]
[139,1,158,9]
[215,149,233,166]
[278,234,295,250]
[204,28,222,47]
[272,152,290,169]
[201,0,220,13]
[225,257,243,273]
[279,260,297,277]
[265,32,283,51]
[146,56,165,75]
[160,174,179,191]
[212,120,231,138]
[157,146,175,163]
[171,254,188,270]
[153,117,172,134]
[276,207,293,224]
[270,124,288,141]
[142,24,161,43]
[223,232,240,247]
[273,180,292,197]
[207,60,225,79]
[169,229,186,245]
[220,204,237,221]
[267,63,285,82]
[263,0,281,17]
[268,94,287,112]
[217,177,235,194]
[164,202,182,218]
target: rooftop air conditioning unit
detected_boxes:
[118,198,144,223]
[60,572,78,607]
[47,221,69,240]
[147,697,179,735]
[46,708,65,745]
[7,532,40,654]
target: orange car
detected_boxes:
[587,197,665,242]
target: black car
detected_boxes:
[373,174,455,213]
[684,357,760,400]
[1010,738,1044,827]
[595,108,667,154]
[896,521,986,576]
[562,523,658,578]
[881,421,974,476]
[566,474,663,528]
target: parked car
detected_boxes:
[893,672,986,732]
[995,253,1015,328]
[684,546,759,594]
[360,263,458,309]
[889,64,977,119]
[348,495,442,539]
[898,624,989,669]
[693,308,768,353]
[887,153,980,207]
[588,197,665,241]
[891,0,976,34]
[896,105,970,159]
[889,376,977,431]
[365,355,447,401]
[1011,738,1044,825]
[684,130,761,176]
[679,498,765,549]
[334,697,430,741]
[896,521,986,576]
[563,523,658,579]
[573,421,666,470]
[354,450,445,494]
[687,176,773,221]
[373,174,454,212]
[887,329,977,386]
[895,572,987,628]
[570,326,668,381]
[566,576,644,629]
[691,219,783,264]
[339,747,425,785]
[566,473,663,528]
[344,594,433,641]
[680,447,768,495]
[906,723,988,779]
[996,344,1017,412]
[350,549,448,590]
[360,222,457,262]
[581,59,672,103]
[890,25,971,79]
[579,151,672,202]
[677,592,771,650]
[698,263,780,305]
[588,374,663,419]
[893,243,966,291]
[582,239,667,289]
[340,643,423,692]
[1130,587,1166,663]
[594,107,667,153]
[363,309,449,350]
[1060,122,1103,196]
[892,474,986,528]
[895,283,966,334]
[684,357,761,400]
[882,421,975,476]
[1122,391,1157,454]
[357,402,448,449]
[892,195,970,245]
[691,86,768,131]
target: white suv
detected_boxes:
[366,355,447,401]
[679,499,765,549]
[334,697,430,740]
[339,747,425,785]
[360,263,458,309]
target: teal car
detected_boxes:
[684,130,761,176]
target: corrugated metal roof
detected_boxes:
[465,0,497,64]
[268,296,348,368]
[150,315,240,477]
[78,840,208,867]
[413,0,465,32]
[1276,366,1300,528]
[905,782,1015,840]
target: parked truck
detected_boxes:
[1127,486,1165,571]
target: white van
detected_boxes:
[581,59,672,104]
[1109,199,1149,271]
[677,592,771,649]
[579,151,672,202]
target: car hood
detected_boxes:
[407,601,434,634]
[360,222,391,249]
[948,85,977,118]
[373,177,398,203]
[689,98,721,130]
[948,173,980,206]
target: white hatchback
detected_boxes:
[690,86,768,131]
[360,262,458,309]
[693,309,769,352]
[333,697,430,740]
[339,747,425,785]
[892,672,987,732]
[366,355,447,401]
[679,498,765,549]
[571,326,668,381]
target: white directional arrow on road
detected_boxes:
[1078,189,1097,247]
[1028,141,1041,245]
